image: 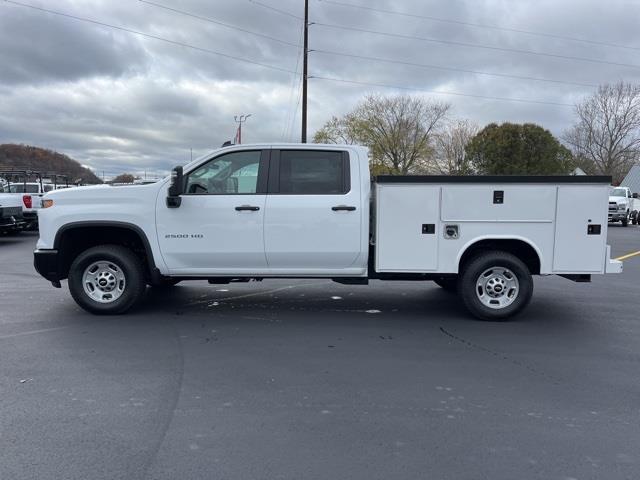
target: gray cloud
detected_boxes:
[0,0,639,178]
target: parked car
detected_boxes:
[34,144,622,320]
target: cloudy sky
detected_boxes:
[1,0,639,178]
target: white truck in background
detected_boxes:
[34,144,622,320]
[0,191,26,234]
[608,186,640,226]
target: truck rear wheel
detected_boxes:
[68,245,146,315]
[459,251,533,321]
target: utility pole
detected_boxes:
[234,114,252,144]
[301,0,309,143]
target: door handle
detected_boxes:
[235,205,260,211]
[332,205,356,211]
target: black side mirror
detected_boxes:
[167,166,184,208]
[633,193,638,198]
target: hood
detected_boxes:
[43,182,166,206]
[609,195,628,204]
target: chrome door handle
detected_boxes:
[331,205,356,211]
[235,205,260,211]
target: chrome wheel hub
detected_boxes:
[83,261,126,303]
[476,267,519,309]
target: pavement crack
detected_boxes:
[141,322,185,479]
[439,326,561,385]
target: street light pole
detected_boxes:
[234,114,252,144]
[301,0,309,143]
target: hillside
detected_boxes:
[0,144,102,184]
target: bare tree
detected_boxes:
[434,119,479,174]
[313,94,450,174]
[564,82,640,183]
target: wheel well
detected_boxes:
[55,225,153,280]
[459,239,541,274]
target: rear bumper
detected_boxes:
[34,249,61,282]
[605,245,623,274]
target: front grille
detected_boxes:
[608,202,617,212]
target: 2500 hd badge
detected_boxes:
[165,233,204,239]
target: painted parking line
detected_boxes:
[615,250,640,261]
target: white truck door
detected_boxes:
[263,149,362,271]
[375,183,441,272]
[156,150,269,274]
[553,185,608,273]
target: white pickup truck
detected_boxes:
[1,180,44,230]
[34,144,622,320]
[0,191,26,234]
[608,186,640,226]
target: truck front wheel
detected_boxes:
[68,245,146,315]
[459,251,533,321]
[622,211,629,227]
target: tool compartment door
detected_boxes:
[553,185,608,273]
[375,184,440,272]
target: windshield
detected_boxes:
[8,184,40,193]
[611,188,627,197]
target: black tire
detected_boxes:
[632,211,638,225]
[622,211,629,227]
[434,276,458,293]
[68,245,146,315]
[459,251,533,321]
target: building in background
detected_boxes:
[620,164,640,193]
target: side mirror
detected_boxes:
[167,166,183,208]
[633,193,638,198]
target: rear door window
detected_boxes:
[276,150,349,194]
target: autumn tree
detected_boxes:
[466,123,574,175]
[0,144,102,184]
[433,119,479,174]
[313,94,450,174]
[111,173,138,183]
[563,82,640,183]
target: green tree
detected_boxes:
[466,123,574,175]
[313,94,450,175]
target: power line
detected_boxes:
[312,49,598,88]
[317,0,640,52]
[314,22,640,70]
[310,76,575,107]
[248,0,304,20]
[3,0,296,74]
[283,20,306,140]
[138,0,300,48]
[2,0,580,111]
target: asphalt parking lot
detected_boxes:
[1,227,639,480]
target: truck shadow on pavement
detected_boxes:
[130,280,583,331]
